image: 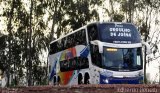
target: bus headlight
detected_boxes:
[104,79,109,83]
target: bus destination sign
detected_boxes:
[99,23,141,44]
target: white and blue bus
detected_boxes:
[48,22,147,85]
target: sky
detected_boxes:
[0,1,7,35]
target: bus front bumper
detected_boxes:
[100,75,143,84]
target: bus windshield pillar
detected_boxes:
[91,40,103,53]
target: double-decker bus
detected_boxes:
[48,22,147,85]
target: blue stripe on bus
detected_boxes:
[80,46,89,58]
[49,60,57,81]
[100,74,143,84]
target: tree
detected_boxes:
[136,0,160,84]
[103,0,125,22]
[0,35,7,75]
[28,0,33,86]
[1,0,49,86]
[6,0,15,87]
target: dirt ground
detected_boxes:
[1,84,160,93]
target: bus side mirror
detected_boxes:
[90,40,103,53]
[142,42,151,55]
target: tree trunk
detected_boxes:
[144,46,147,84]
[50,0,58,41]
[109,0,114,21]
[143,6,151,84]
[128,0,135,22]
[28,0,33,86]
[7,0,15,87]
[47,0,58,85]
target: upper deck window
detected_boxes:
[87,24,99,41]
[49,29,87,54]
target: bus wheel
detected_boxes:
[78,74,83,84]
[53,76,56,85]
[84,73,90,84]
[57,76,61,85]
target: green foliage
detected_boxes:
[49,0,101,38]
[0,36,7,73]
[112,13,124,22]
[1,0,49,86]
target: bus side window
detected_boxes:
[60,61,63,72]
[75,31,79,44]
[77,57,89,69]
[90,44,102,67]
[71,34,76,47]
[75,29,87,45]
[71,58,76,70]
[67,36,71,48]
[57,40,61,52]
[81,29,87,45]
[61,38,65,50]
[60,60,66,72]
[81,57,89,68]
[87,24,98,41]
[49,42,58,54]
[64,37,67,49]
[60,57,89,72]
[49,65,51,74]
[49,44,54,54]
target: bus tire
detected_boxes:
[84,73,90,84]
[53,76,56,85]
[78,74,83,84]
[57,76,61,85]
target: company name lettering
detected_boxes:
[110,28,130,32]
[109,28,131,37]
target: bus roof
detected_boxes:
[49,22,134,44]
[50,25,87,44]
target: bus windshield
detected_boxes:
[102,47,142,71]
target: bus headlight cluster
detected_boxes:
[104,79,109,83]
